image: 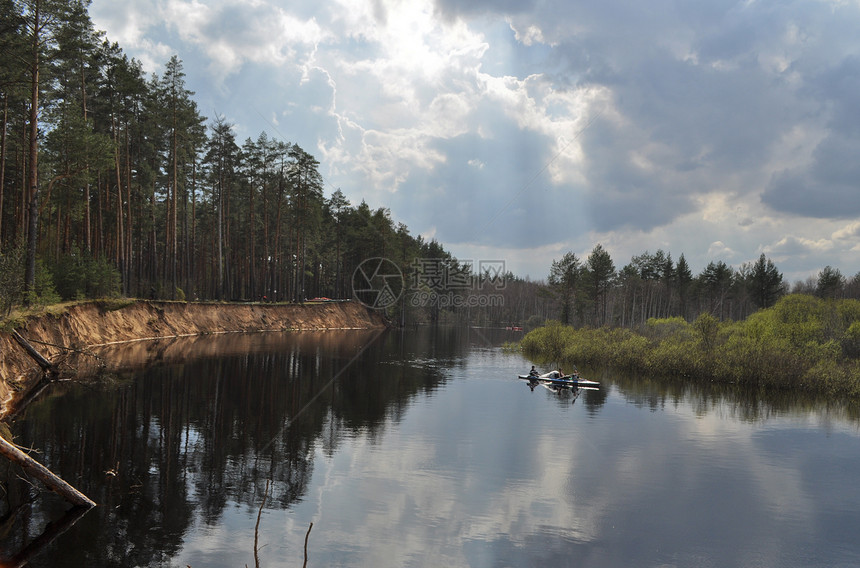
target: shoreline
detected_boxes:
[0,299,387,419]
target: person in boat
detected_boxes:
[529,366,539,377]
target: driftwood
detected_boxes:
[253,479,271,568]
[11,330,53,371]
[303,522,313,568]
[0,435,95,508]
[3,332,94,507]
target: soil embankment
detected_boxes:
[0,300,386,417]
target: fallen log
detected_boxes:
[0,435,95,508]
[11,330,53,372]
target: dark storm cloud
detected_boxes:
[90,0,860,279]
[763,55,860,218]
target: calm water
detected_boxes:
[3,327,860,567]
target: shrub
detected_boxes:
[29,258,61,306]
[844,321,860,358]
[0,243,25,316]
[50,250,121,300]
[693,312,720,352]
[646,337,699,377]
[645,317,691,341]
[520,296,860,395]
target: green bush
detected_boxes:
[0,244,25,316]
[845,321,860,358]
[34,259,61,305]
[645,317,692,341]
[520,294,860,395]
[693,312,720,352]
[50,250,121,300]
[646,337,698,377]
[608,328,650,369]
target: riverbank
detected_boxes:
[0,299,387,418]
[519,295,860,397]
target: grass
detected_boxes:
[0,299,140,332]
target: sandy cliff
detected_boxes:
[0,300,386,417]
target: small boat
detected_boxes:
[518,370,600,389]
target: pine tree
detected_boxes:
[586,244,615,326]
[18,0,72,302]
[750,253,784,308]
[548,252,581,325]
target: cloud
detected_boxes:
[707,241,736,260]
[763,130,860,218]
[766,235,833,257]
[432,0,537,20]
[833,222,860,241]
[89,0,860,279]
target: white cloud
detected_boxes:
[708,241,736,260]
[508,19,555,47]
[89,0,860,280]
[767,235,834,256]
[833,222,860,241]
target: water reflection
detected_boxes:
[2,327,860,567]
[604,367,860,426]
[2,329,448,567]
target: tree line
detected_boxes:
[2,1,856,329]
[0,0,465,314]
[544,244,860,329]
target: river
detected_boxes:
[2,327,860,567]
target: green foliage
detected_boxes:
[50,251,122,301]
[645,317,691,340]
[749,253,785,309]
[586,243,616,326]
[524,315,544,332]
[520,320,574,363]
[0,243,26,316]
[97,298,136,312]
[817,266,845,298]
[521,294,860,396]
[548,252,582,325]
[693,312,720,352]
[27,259,62,307]
[845,321,860,358]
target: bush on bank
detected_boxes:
[520,294,860,396]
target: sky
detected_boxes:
[88,0,860,283]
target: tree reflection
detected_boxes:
[606,367,860,424]
[1,329,456,567]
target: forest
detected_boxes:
[541,245,860,330]
[2,0,859,330]
[0,0,471,313]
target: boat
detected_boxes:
[518,370,600,389]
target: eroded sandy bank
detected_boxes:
[0,300,387,418]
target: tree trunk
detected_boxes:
[0,95,8,244]
[0,435,95,508]
[24,1,41,303]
